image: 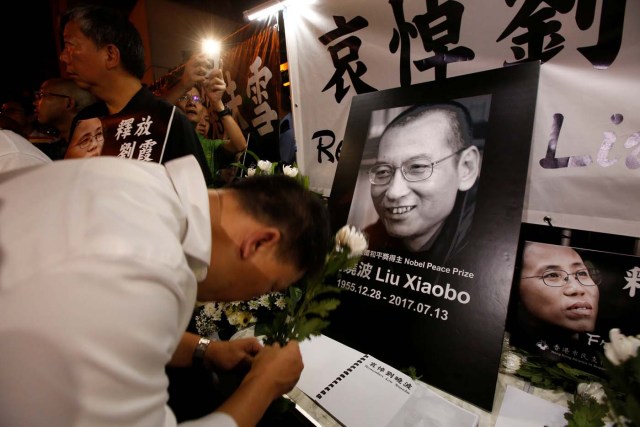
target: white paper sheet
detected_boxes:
[495,386,568,427]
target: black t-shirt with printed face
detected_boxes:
[69,86,213,186]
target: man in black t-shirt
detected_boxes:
[60,4,213,185]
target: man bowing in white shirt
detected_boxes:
[0,155,331,427]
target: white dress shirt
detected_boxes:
[0,129,52,172]
[0,155,235,427]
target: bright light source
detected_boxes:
[243,0,315,22]
[244,0,284,21]
[201,39,220,57]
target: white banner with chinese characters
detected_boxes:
[284,0,640,237]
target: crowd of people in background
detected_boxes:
[0,4,313,427]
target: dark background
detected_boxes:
[1,0,265,106]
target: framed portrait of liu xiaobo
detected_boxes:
[324,61,541,411]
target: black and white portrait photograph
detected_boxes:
[509,240,640,374]
[326,62,540,410]
[346,95,489,266]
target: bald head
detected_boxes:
[43,78,97,113]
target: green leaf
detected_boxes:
[244,149,261,163]
[292,318,330,341]
[565,394,607,427]
[230,162,248,172]
[305,299,341,317]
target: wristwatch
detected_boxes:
[192,336,211,367]
[216,105,232,120]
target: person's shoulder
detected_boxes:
[75,101,106,120]
[198,134,225,148]
[0,130,52,172]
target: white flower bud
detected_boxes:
[283,165,299,178]
[335,225,368,258]
[258,160,272,172]
[604,328,640,366]
[247,167,256,177]
[500,351,523,374]
[577,382,606,404]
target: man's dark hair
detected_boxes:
[61,4,146,80]
[384,101,474,152]
[228,174,331,278]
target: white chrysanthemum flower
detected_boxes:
[500,351,523,374]
[335,225,368,258]
[275,296,287,309]
[283,165,299,177]
[203,302,224,321]
[248,300,260,310]
[226,311,245,326]
[247,167,256,177]
[257,294,271,307]
[604,328,640,366]
[257,160,272,172]
[577,382,606,404]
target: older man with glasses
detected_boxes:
[168,55,247,187]
[59,4,213,185]
[364,101,482,265]
[33,78,97,160]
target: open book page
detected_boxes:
[298,335,413,427]
[298,335,478,427]
[297,334,365,394]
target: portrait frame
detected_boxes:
[325,62,540,411]
[507,235,640,376]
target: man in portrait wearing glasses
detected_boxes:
[518,241,600,336]
[364,101,481,265]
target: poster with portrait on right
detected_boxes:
[507,240,640,375]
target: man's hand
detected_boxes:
[206,338,262,371]
[204,68,227,112]
[240,341,304,399]
[181,52,215,89]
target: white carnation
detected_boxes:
[604,328,640,366]
[335,225,368,258]
[283,165,299,177]
[247,167,256,177]
[257,160,272,172]
[577,382,606,404]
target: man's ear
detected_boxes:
[239,228,281,260]
[104,44,120,70]
[456,145,481,191]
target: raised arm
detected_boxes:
[205,68,247,154]
[160,53,214,105]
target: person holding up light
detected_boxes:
[165,51,247,187]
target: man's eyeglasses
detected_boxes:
[521,269,601,287]
[369,147,465,185]
[177,94,202,104]
[34,91,72,101]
